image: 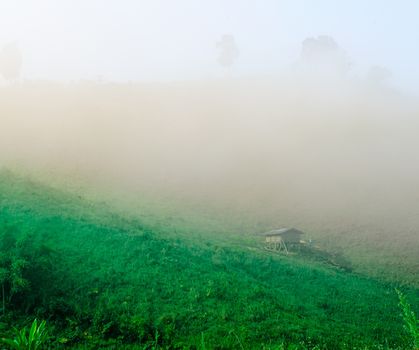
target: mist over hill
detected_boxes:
[1,2,419,348]
[0,75,418,286]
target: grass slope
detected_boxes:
[0,170,418,349]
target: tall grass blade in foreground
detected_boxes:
[1,319,48,350]
[396,289,419,349]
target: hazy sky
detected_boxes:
[0,1,418,92]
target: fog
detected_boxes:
[1,1,419,91]
[1,2,419,280]
[1,74,419,230]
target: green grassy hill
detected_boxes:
[0,170,418,349]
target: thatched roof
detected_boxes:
[258,228,304,237]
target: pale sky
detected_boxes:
[0,1,418,93]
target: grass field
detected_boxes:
[0,169,418,349]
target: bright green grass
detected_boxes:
[0,170,418,349]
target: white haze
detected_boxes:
[1,1,419,93]
[0,1,418,283]
[0,75,418,231]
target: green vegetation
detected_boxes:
[0,170,418,349]
[1,319,48,350]
[397,289,419,349]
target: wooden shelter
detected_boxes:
[259,228,304,253]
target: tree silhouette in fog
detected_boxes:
[216,34,239,68]
[300,35,350,76]
[0,42,22,82]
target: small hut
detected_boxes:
[259,228,304,253]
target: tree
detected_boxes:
[216,34,239,68]
[300,35,350,76]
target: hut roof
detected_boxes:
[258,228,304,237]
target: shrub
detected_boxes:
[1,319,48,350]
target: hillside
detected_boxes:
[0,170,418,349]
[1,81,418,290]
